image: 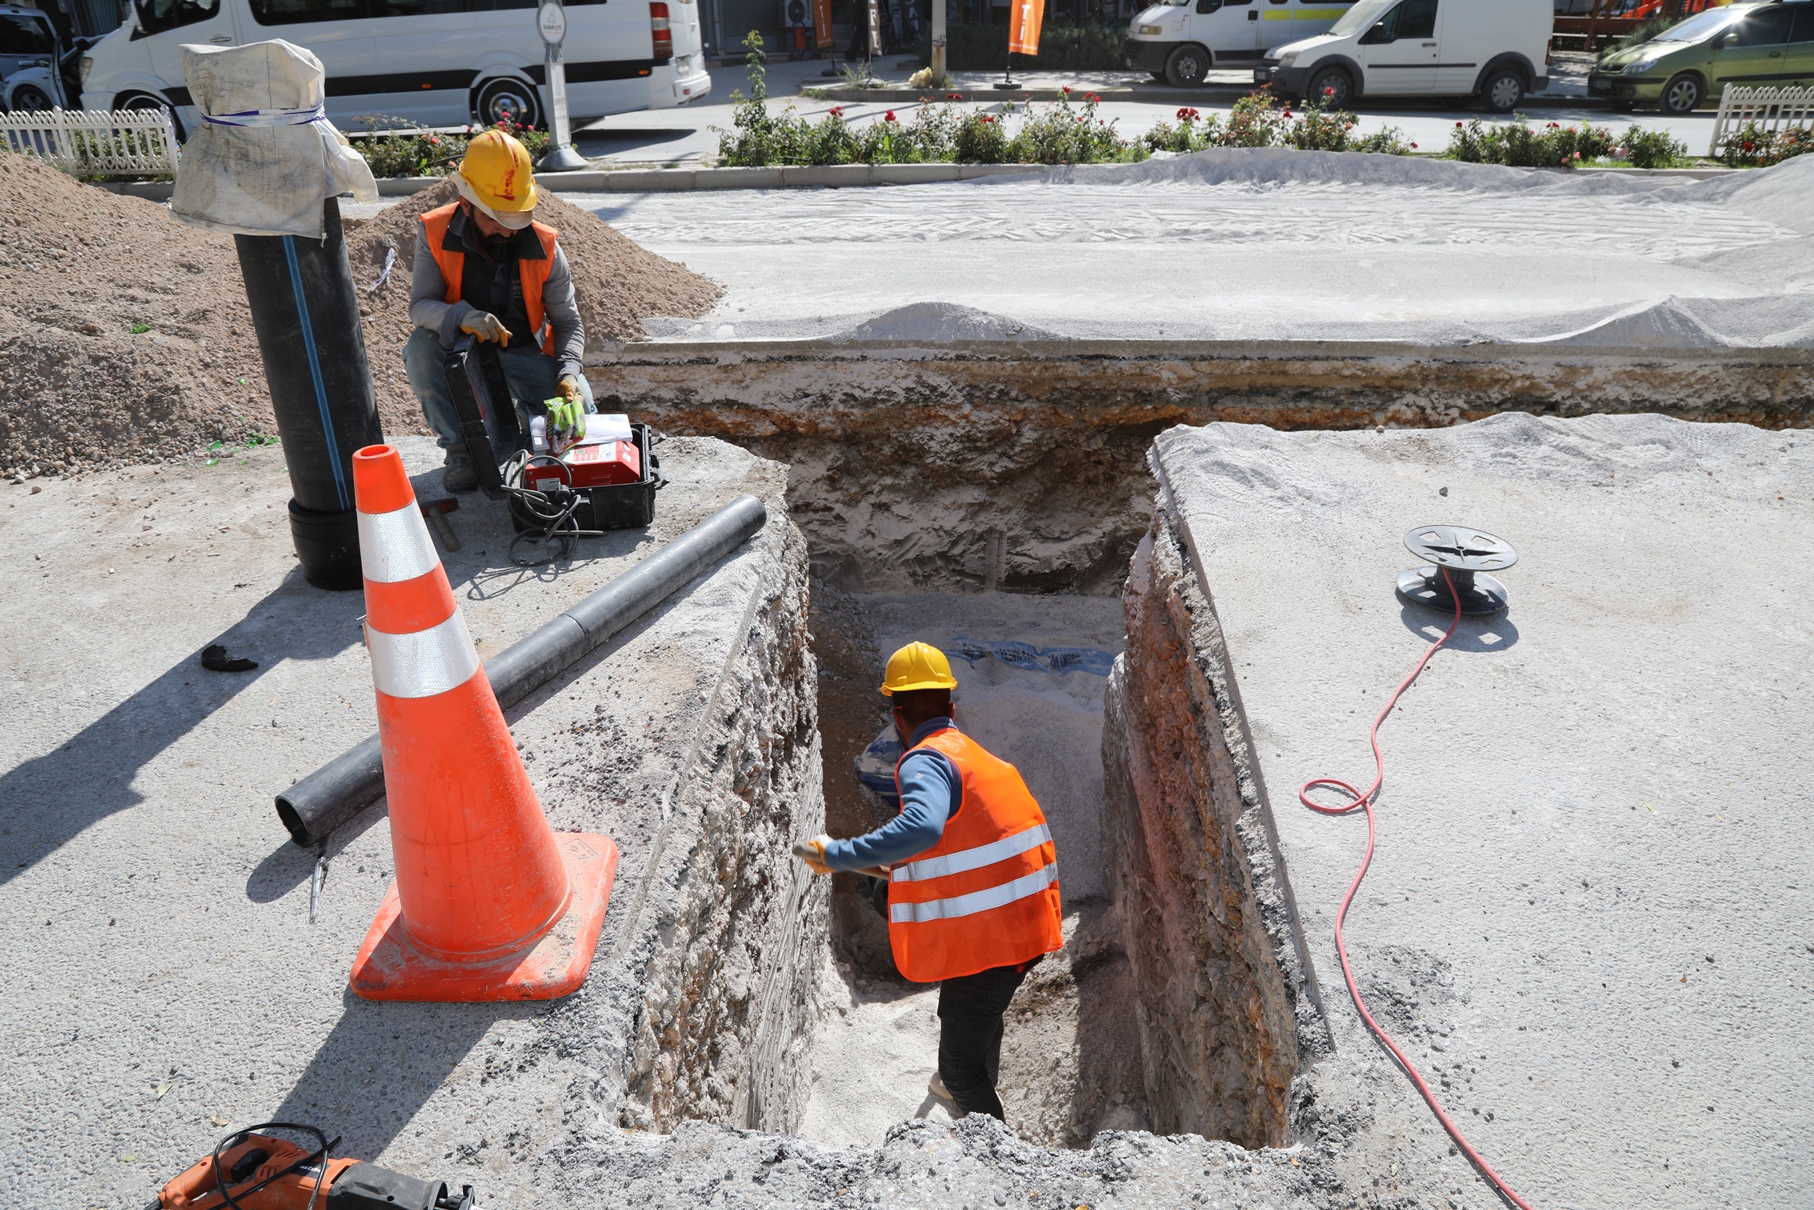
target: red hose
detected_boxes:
[1298,568,1538,1210]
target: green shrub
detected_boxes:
[1140,107,1220,154]
[1354,126,1416,155]
[346,115,550,178]
[1619,125,1689,168]
[1713,121,1811,168]
[1444,117,1664,169]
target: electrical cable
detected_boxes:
[207,1121,338,1210]
[499,450,603,566]
[1298,567,1538,1210]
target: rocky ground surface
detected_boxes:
[0,435,824,1208]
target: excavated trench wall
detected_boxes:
[591,340,1814,596]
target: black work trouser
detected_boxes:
[937,960,1036,1121]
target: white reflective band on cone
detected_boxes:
[890,823,1053,883]
[358,503,439,584]
[889,862,1058,924]
[366,612,480,699]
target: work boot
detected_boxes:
[928,1073,967,1118]
[442,448,478,493]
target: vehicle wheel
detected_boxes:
[119,91,185,140]
[475,75,543,131]
[1660,71,1702,115]
[1479,66,1524,113]
[1163,45,1209,89]
[12,84,53,112]
[1306,65,1353,109]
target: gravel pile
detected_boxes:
[0,157,721,480]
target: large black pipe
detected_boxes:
[235,198,384,591]
[275,493,770,847]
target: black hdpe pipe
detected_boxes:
[275,493,769,847]
[235,197,384,591]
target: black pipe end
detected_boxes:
[288,499,362,591]
[275,794,315,849]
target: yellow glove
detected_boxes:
[557,374,583,403]
[459,311,510,346]
[792,835,834,875]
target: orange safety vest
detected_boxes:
[419,202,560,356]
[887,727,1064,983]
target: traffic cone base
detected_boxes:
[349,833,619,1002]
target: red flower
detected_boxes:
[1410,142,1418,149]
[829,105,845,116]
[1323,85,1335,98]
[1086,92,1101,103]
[1456,121,1464,128]
[884,110,897,122]
[947,92,964,100]
[1062,85,1072,95]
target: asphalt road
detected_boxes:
[571,55,1723,166]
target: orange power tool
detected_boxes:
[150,1123,475,1210]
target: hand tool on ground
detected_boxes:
[417,496,461,551]
[150,1122,476,1210]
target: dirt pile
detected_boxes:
[0,153,274,480]
[0,157,720,479]
[345,181,721,436]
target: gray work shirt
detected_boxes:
[408,209,585,381]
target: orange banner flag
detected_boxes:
[813,0,833,48]
[1009,0,1044,56]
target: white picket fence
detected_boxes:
[1709,85,1814,157]
[0,108,179,176]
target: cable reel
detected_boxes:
[1394,524,1518,617]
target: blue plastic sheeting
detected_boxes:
[948,639,1117,679]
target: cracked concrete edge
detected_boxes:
[1147,444,1332,1059]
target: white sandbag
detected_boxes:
[170,39,376,239]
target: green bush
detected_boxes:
[346,116,550,178]
[1444,117,1678,169]
[927,21,1127,71]
[1714,120,1814,167]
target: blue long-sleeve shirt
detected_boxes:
[822,718,964,872]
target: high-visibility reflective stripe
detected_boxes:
[889,862,1057,925]
[891,822,1053,884]
[367,612,480,699]
[358,504,439,585]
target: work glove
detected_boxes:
[543,395,586,436]
[557,374,583,403]
[792,835,834,875]
[459,310,510,346]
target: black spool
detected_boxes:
[1394,524,1518,617]
[233,197,384,591]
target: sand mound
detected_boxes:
[345,181,721,436]
[0,153,274,479]
[0,157,721,479]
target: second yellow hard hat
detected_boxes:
[456,129,538,226]
[880,641,958,695]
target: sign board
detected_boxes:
[537,0,566,45]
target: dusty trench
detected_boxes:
[598,357,1321,1155]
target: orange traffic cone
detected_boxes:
[345,444,617,1001]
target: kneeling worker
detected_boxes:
[403,129,594,492]
[795,642,1064,1122]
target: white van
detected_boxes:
[78,0,709,139]
[1255,0,1550,111]
[1126,0,1360,89]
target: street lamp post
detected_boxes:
[537,0,588,171]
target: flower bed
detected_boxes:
[343,117,550,179]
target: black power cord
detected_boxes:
[207,1121,338,1210]
[500,450,605,567]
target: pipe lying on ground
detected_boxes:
[275,493,769,848]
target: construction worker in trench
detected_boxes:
[402,128,595,493]
[795,642,1064,1122]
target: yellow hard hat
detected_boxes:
[456,130,538,228]
[880,641,958,696]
